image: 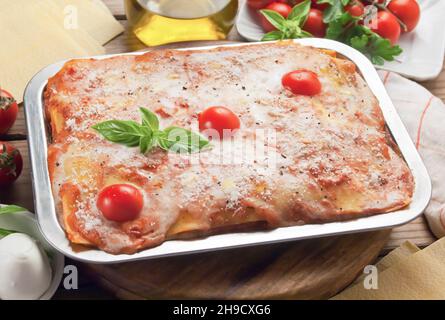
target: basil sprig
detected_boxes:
[92,108,210,154]
[0,205,27,238]
[0,205,26,215]
[261,0,312,41]
[0,228,16,237]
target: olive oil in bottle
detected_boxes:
[125,0,238,46]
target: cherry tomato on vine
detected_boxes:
[0,89,18,135]
[0,142,22,186]
[370,11,401,45]
[387,0,420,32]
[247,0,273,10]
[345,0,364,17]
[198,106,240,139]
[260,2,293,32]
[282,70,322,96]
[97,184,144,222]
[311,0,329,11]
[302,8,326,38]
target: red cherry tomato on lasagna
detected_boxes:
[97,184,143,222]
[311,0,328,11]
[370,11,401,45]
[0,142,22,186]
[345,1,364,17]
[260,2,292,32]
[387,0,420,32]
[302,9,326,38]
[198,106,240,139]
[282,70,322,96]
[0,89,18,135]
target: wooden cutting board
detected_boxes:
[85,40,389,300]
[87,230,390,299]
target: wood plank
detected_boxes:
[105,21,146,53]
[102,0,125,18]
[421,58,445,101]
[88,230,390,299]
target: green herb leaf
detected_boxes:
[92,120,147,147]
[140,107,159,131]
[347,26,402,65]
[326,12,357,40]
[0,228,17,237]
[288,0,311,23]
[158,127,210,153]
[260,0,312,41]
[318,0,350,23]
[0,205,27,215]
[139,135,154,154]
[93,108,211,155]
[325,10,402,65]
[259,9,287,31]
[262,30,284,41]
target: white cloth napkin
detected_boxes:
[379,71,445,238]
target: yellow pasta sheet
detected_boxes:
[0,0,123,102]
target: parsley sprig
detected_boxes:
[92,107,211,154]
[326,12,402,65]
[260,0,402,65]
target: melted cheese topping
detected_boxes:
[44,42,414,254]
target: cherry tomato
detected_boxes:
[311,0,329,11]
[0,142,22,187]
[387,0,420,32]
[345,1,364,17]
[247,0,274,10]
[0,89,18,135]
[198,106,240,139]
[282,70,322,96]
[97,184,144,222]
[260,2,292,32]
[302,8,326,38]
[370,11,401,45]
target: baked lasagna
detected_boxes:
[44,41,414,254]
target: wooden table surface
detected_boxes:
[0,0,441,299]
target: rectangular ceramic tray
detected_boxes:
[24,39,431,264]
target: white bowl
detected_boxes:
[0,207,64,300]
[236,0,445,80]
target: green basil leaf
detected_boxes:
[139,135,154,154]
[262,30,284,41]
[288,0,311,24]
[139,107,159,131]
[158,127,210,153]
[92,120,147,147]
[0,228,17,237]
[0,205,27,215]
[259,9,287,31]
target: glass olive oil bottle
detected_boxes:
[125,0,238,46]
